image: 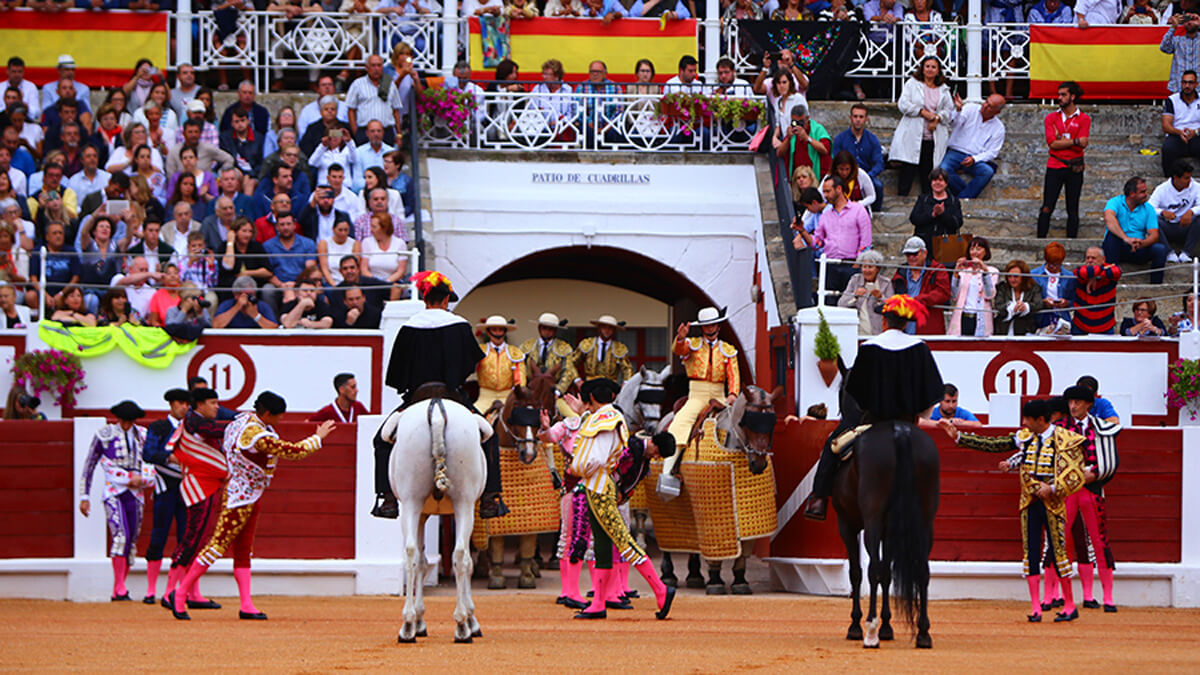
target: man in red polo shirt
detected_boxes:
[309,372,369,423]
[1038,81,1090,239]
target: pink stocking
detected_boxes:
[581,568,609,614]
[587,560,597,597]
[165,565,182,595]
[1060,571,1076,614]
[145,559,161,598]
[1078,563,1095,603]
[1043,564,1060,604]
[188,578,210,603]
[1099,564,1115,607]
[174,562,209,614]
[111,557,129,597]
[634,559,669,609]
[233,567,258,614]
[1027,575,1042,616]
[560,559,584,602]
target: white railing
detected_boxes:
[418,91,766,153]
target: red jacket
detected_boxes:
[893,260,951,335]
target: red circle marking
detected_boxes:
[982,349,1053,399]
[186,343,258,409]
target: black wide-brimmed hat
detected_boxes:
[163,388,191,403]
[110,400,145,421]
[1063,385,1095,403]
[581,377,620,401]
[190,387,219,404]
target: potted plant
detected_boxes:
[416,87,478,139]
[1166,357,1200,423]
[713,97,765,125]
[813,309,841,387]
[11,348,87,409]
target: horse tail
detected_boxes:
[886,421,928,629]
[428,398,451,493]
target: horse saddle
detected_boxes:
[831,424,872,461]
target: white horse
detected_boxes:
[615,364,672,434]
[384,396,491,643]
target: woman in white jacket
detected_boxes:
[889,55,955,196]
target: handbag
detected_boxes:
[931,233,972,265]
[748,125,769,153]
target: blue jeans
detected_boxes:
[939,149,996,199]
[1101,232,1168,284]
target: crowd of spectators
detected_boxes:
[0,49,422,335]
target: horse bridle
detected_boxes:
[502,404,542,454]
[736,408,777,458]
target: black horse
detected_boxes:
[831,360,939,648]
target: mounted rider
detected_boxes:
[520,312,577,418]
[804,295,945,521]
[573,314,635,389]
[374,271,507,520]
[663,306,740,477]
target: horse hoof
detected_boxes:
[517,575,537,590]
[730,583,752,596]
[863,643,880,650]
[488,575,506,590]
[916,634,933,649]
[685,575,706,590]
[705,584,727,596]
[879,624,894,641]
[846,625,863,641]
[415,629,427,638]
[454,635,474,644]
[398,635,417,644]
[471,628,483,638]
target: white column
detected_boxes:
[175,0,193,69]
[793,307,858,417]
[442,0,458,78]
[965,0,983,101]
[69,417,111,602]
[704,0,720,82]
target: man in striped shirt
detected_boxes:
[1072,246,1123,334]
[570,378,676,621]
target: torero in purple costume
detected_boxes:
[79,400,153,601]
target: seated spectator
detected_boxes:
[0,150,28,201]
[1103,176,1168,285]
[281,277,334,329]
[361,212,409,300]
[145,262,183,327]
[363,166,408,221]
[300,184,352,242]
[776,103,832,179]
[166,169,211,223]
[262,106,296,160]
[382,151,415,216]
[50,284,96,326]
[219,81,271,136]
[664,55,704,94]
[263,212,318,304]
[254,193,290,243]
[1121,0,1160,23]
[712,57,754,98]
[530,59,576,131]
[627,59,661,97]
[218,217,273,302]
[1028,0,1075,24]
[79,171,129,220]
[164,282,212,341]
[297,76,348,137]
[546,0,582,15]
[87,105,121,168]
[928,383,981,427]
[831,105,884,211]
[3,126,36,181]
[77,215,130,314]
[47,121,84,177]
[507,0,542,17]
[202,196,240,255]
[813,176,872,300]
[258,137,311,201]
[0,198,33,251]
[214,168,254,218]
[163,202,201,258]
[1075,0,1121,27]
[824,150,877,211]
[336,286,382,329]
[252,164,306,222]
[219,108,265,180]
[213,275,279,329]
[132,82,179,136]
[311,133,361,189]
[939,94,1006,199]
[893,236,951,335]
[1150,160,1200,263]
[327,164,366,222]
[110,255,160,322]
[1168,293,1197,335]
[837,249,893,335]
[166,119,234,178]
[995,259,1044,336]
[0,282,31,329]
[1161,70,1200,176]
[909,168,963,253]
[27,163,78,223]
[301,95,353,157]
[772,0,812,19]
[6,56,41,122]
[1073,246,1122,335]
[318,219,361,286]
[176,98,221,148]
[1121,297,1167,336]
[7,104,42,163]
[631,0,691,21]
[123,59,159,111]
[0,222,29,288]
[948,237,998,337]
[576,60,622,139]
[175,231,219,305]
[309,372,370,422]
[330,254,389,314]
[170,62,199,120]
[29,222,79,310]
[68,145,109,205]
[353,120,394,189]
[106,124,162,177]
[131,144,169,204]
[98,287,139,327]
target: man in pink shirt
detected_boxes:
[814,175,873,303]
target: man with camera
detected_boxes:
[752,49,809,100]
[4,389,44,420]
[775,103,832,178]
[165,283,213,342]
[299,184,351,242]
[1163,7,1200,95]
[213,276,279,329]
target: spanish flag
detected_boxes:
[1,9,168,88]
[469,17,697,83]
[1029,25,1172,100]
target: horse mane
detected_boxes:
[614,368,644,421]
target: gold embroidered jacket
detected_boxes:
[674,337,740,395]
[477,342,526,390]
[573,337,634,385]
[519,337,576,393]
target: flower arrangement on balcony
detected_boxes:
[1166,358,1200,420]
[11,348,87,407]
[416,87,477,138]
[656,93,714,136]
[712,96,766,125]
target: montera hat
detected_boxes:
[110,400,145,421]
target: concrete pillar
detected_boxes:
[793,307,858,418]
[965,0,983,101]
[176,0,193,70]
[442,0,457,78]
[704,0,719,82]
[70,417,111,602]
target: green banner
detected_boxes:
[38,321,195,369]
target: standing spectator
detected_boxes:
[995,260,1044,336]
[219,81,271,136]
[171,63,200,120]
[299,184,352,242]
[1075,0,1122,27]
[664,55,705,94]
[631,0,691,20]
[280,277,335,329]
[360,212,408,300]
[300,96,353,157]
[1102,176,1168,284]
[939,94,1006,199]
[353,120,393,188]
[297,76,349,136]
[1150,159,1200,262]
[1120,298,1168,336]
[863,0,905,45]
[776,103,832,180]
[893,236,951,335]
[1161,70,1200,175]
[145,262,183,327]
[219,109,265,179]
[345,55,402,146]
[123,59,158,111]
[1031,242,1076,330]
[317,219,360,286]
[948,237,999,337]
[837,249,893,335]
[1122,0,1161,23]
[1073,246,1122,334]
[335,286,381,329]
[767,70,805,147]
[909,167,963,253]
[263,212,318,308]
[385,42,425,121]
[6,57,40,121]
[1028,0,1075,23]
[813,176,872,299]
[212,275,279,329]
[1038,81,1090,239]
[1162,8,1200,94]
[831,105,885,211]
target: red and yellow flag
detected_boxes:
[1029,25,1172,99]
[1,10,169,88]
[469,17,698,83]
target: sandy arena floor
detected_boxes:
[3,577,1198,673]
